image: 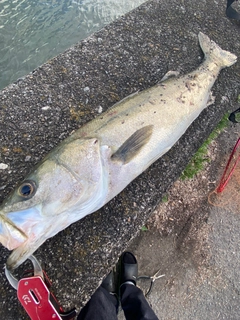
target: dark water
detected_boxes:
[0,0,146,90]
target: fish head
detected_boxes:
[0,138,108,269]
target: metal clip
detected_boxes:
[5,255,43,290]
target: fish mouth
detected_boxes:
[0,214,27,250]
[0,206,45,269]
[6,238,46,270]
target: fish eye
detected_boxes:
[18,180,36,199]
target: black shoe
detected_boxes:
[119,252,138,286]
[100,270,119,312]
[100,271,116,293]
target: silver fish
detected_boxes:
[0,32,237,269]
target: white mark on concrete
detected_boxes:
[42,106,51,111]
[0,163,8,170]
[83,86,90,93]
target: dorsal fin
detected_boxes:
[111,125,153,164]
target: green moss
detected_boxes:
[162,194,168,203]
[181,112,230,180]
[234,113,240,122]
[141,225,148,231]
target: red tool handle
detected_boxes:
[17,276,62,320]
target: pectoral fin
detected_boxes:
[111,125,153,164]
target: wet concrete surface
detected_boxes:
[0,0,240,319]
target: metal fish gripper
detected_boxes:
[5,255,76,320]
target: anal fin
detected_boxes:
[111,125,153,164]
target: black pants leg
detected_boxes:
[77,286,118,320]
[120,283,159,320]
[77,284,158,320]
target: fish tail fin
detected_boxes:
[198,32,237,68]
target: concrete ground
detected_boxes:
[0,0,240,319]
[122,123,240,320]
